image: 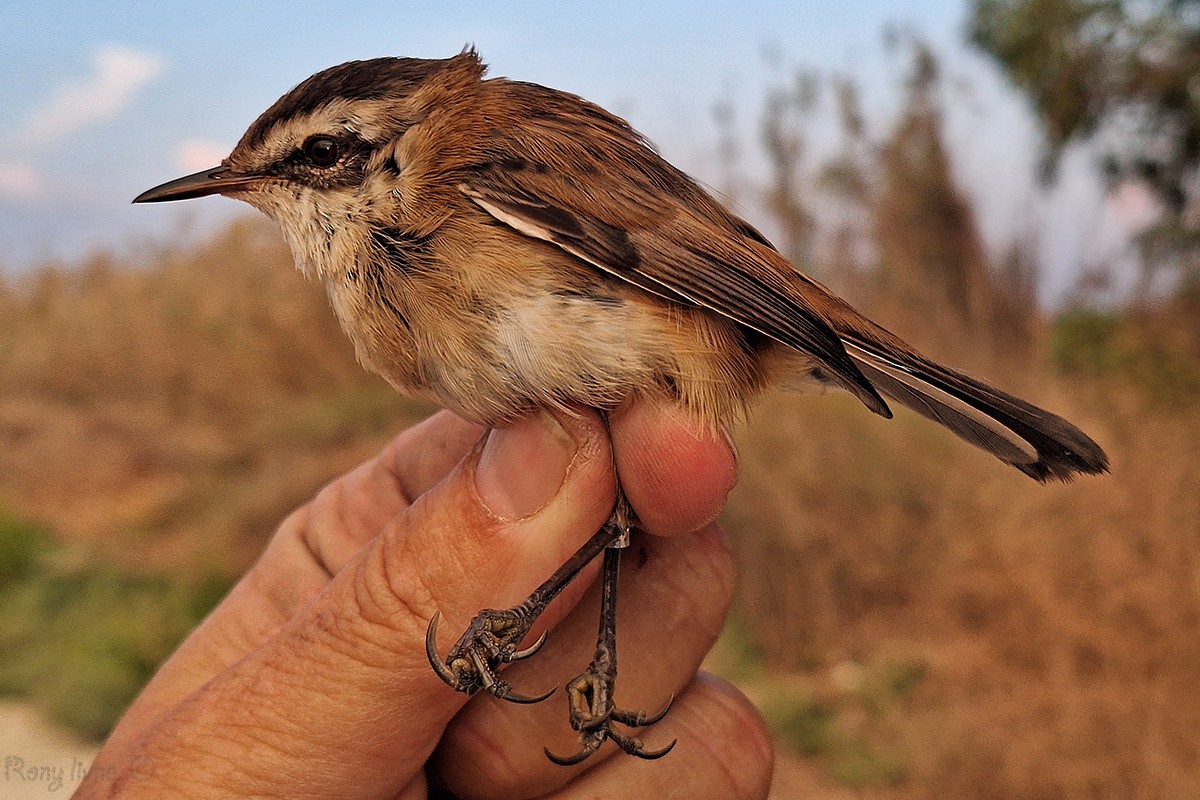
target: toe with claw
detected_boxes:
[425,609,555,703]
[544,667,676,765]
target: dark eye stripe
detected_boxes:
[265,134,376,189]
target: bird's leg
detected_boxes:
[425,514,620,703]
[429,413,633,702]
[426,413,673,758]
[545,491,677,765]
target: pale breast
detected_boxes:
[488,292,666,410]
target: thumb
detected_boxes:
[89,410,617,799]
[400,408,618,625]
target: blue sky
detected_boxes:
[0,2,1144,301]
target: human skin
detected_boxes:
[72,402,774,800]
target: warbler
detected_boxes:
[135,48,1108,764]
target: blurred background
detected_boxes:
[2,1,1198,797]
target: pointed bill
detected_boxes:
[133,166,264,203]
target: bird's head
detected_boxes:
[134,50,485,276]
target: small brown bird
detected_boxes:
[135,48,1108,764]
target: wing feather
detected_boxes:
[460,162,890,417]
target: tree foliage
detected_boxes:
[969,0,1200,275]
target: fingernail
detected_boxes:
[476,411,577,519]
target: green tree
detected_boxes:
[969,0,1200,282]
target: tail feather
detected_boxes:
[844,339,1109,482]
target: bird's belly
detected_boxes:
[425,293,666,423]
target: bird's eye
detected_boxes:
[302,136,339,167]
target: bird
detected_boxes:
[134,47,1108,765]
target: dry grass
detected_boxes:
[0,218,425,570]
[726,358,1200,797]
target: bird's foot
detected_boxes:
[426,608,555,704]
[545,663,676,765]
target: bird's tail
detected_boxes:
[841,334,1108,482]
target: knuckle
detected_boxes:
[352,521,441,650]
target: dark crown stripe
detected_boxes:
[240,57,454,150]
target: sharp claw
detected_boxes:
[632,738,677,760]
[642,694,675,726]
[510,629,548,661]
[498,684,557,705]
[611,694,674,727]
[609,725,678,760]
[425,612,458,688]
[544,741,601,766]
[464,642,555,704]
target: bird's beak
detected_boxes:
[133,166,264,203]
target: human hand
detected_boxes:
[73,404,773,799]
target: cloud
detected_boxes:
[174,139,232,172]
[7,45,165,151]
[0,162,43,200]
